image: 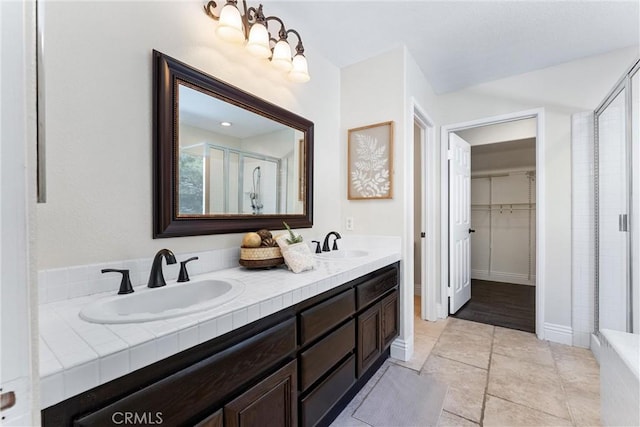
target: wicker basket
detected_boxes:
[239,246,284,269]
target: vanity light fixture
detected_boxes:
[204,0,310,83]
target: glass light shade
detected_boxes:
[216,4,245,44]
[289,53,310,82]
[245,23,271,59]
[271,39,292,71]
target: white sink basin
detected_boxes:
[79,278,245,324]
[315,250,369,260]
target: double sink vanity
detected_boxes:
[40,240,401,426]
[39,51,401,426]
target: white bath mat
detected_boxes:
[353,364,448,427]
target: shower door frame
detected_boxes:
[594,58,640,334]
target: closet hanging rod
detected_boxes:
[471,202,536,207]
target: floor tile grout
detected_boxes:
[478,325,496,426]
[549,343,579,425]
[334,305,600,427]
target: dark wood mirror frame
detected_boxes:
[153,50,314,238]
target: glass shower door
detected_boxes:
[596,88,629,332]
[632,69,639,333]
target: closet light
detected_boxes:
[204,0,310,82]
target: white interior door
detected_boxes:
[449,133,472,314]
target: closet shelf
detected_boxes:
[472,203,535,212]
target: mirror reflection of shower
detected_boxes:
[250,166,263,215]
[178,142,284,215]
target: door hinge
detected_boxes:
[447,149,454,160]
[447,286,452,297]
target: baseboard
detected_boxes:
[390,337,413,362]
[543,322,573,345]
[471,269,536,286]
[414,283,421,296]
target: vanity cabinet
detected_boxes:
[224,360,297,427]
[43,262,399,427]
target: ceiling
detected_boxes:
[265,1,639,93]
[179,84,285,139]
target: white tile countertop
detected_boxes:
[39,236,401,409]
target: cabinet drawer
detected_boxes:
[300,320,355,392]
[356,267,398,309]
[73,318,296,427]
[299,289,355,345]
[300,355,356,427]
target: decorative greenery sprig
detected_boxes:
[283,221,303,244]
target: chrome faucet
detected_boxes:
[148,248,177,288]
[322,231,342,252]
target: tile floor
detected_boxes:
[331,298,601,427]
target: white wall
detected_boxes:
[571,111,595,347]
[340,48,405,236]
[438,47,638,329]
[37,1,341,270]
[1,1,38,424]
[341,47,440,358]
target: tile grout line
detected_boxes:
[441,409,479,425]
[549,344,579,425]
[479,325,496,427]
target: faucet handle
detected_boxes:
[101,269,134,295]
[177,257,199,282]
[311,240,321,254]
[331,232,342,251]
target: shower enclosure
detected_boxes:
[595,59,640,334]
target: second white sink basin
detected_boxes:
[80,278,245,324]
[315,250,369,260]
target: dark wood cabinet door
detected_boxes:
[356,303,381,377]
[224,360,297,427]
[195,409,224,427]
[381,290,399,349]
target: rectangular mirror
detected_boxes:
[178,84,305,216]
[153,51,313,238]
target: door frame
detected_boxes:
[438,108,546,339]
[412,101,437,321]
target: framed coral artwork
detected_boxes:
[348,121,394,200]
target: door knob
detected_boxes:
[468,229,476,233]
[1,390,16,410]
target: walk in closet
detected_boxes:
[470,171,536,286]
